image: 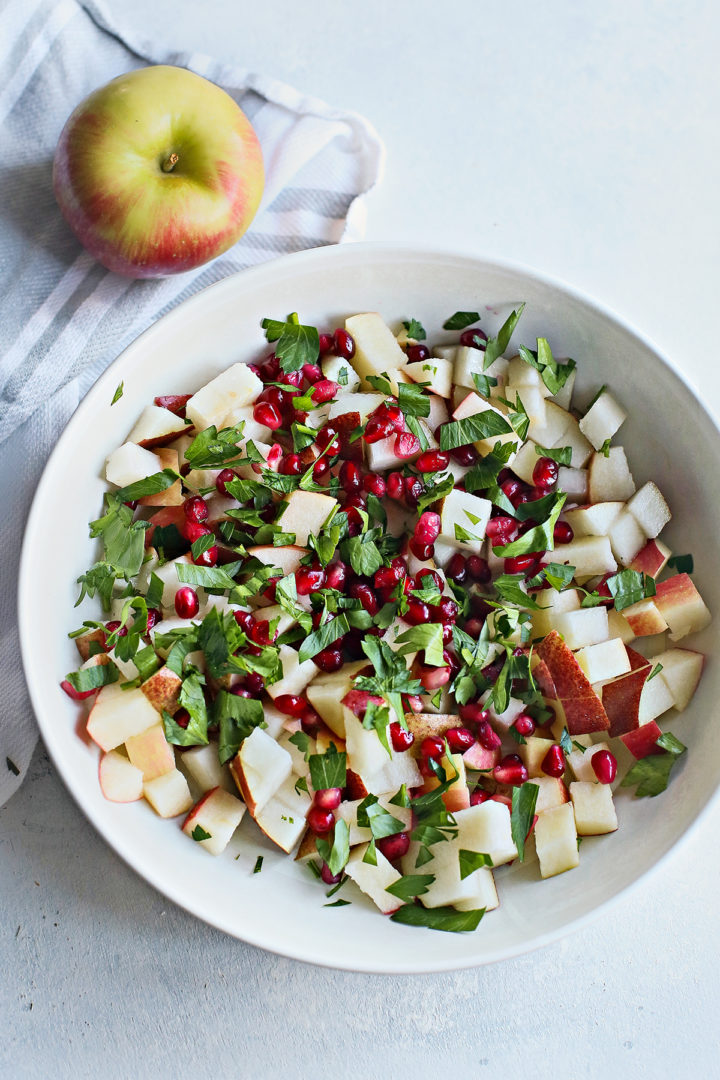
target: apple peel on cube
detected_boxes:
[87,683,160,752]
[182,787,246,855]
[98,750,144,802]
[536,631,610,735]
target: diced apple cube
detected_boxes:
[141,665,182,714]
[550,607,609,650]
[454,348,508,391]
[182,787,246,855]
[621,598,668,637]
[185,363,263,431]
[588,447,636,502]
[328,392,387,424]
[454,800,518,867]
[128,405,187,449]
[345,844,404,914]
[438,488,492,554]
[629,538,672,578]
[570,781,618,835]
[519,736,556,778]
[266,645,319,699]
[321,353,361,391]
[531,587,581,639]
[552,364,576,411]
[651,648,704,710]
[638,671,674,724]
[254,776,312,853]
[337,797,412,846]
[608,608,635,644]
[527,400,573,447]
[405,356,453,399]
[578,391,626,450]
[98,751,144,803]
[230,726,292,816]
[344,313,408,393]
[529,776,569,813]
[557,466,588,502]
[343,708,391,783]
[479,692,527,733]
[561,415,594,469]
[306,660,370,738]
[543,536,617,577]
[627,481,671,539]
[247,544,308,577]
[182,743,235,793]
[508,440,540,485]
[654,574,712,641]
[567,741,612,782]
[218,403,272,444]
[575,638,631,683]
[564,502,624,538]
[507,356,549,393]
[143,769,193,818]
[125,722,175,781]
[278,489,338,547]
[608,508,646,566]
[452,868,499,913]
[534,803,579,878]
[106,442,164,488]
[87,684,160,752]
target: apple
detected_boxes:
[182,787,246,855]
[277,489,338,547]
[99,750,144,803]
[569,781,618,835]
[345,844,404,914]
[534,803,579,879]
[600,667,649,736]
[125,722,175,781]
[578,390,627,450]
[587,446,636,502]
[620,720,665,759]
[654,573,712,641]
[229,726,292,816]
[143,769,193,818]
[53,65,264,277]
[86,683,159,751]
[536,630,610,734]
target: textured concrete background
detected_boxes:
[4,1,720,1077]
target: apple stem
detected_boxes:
[161,152,179,173]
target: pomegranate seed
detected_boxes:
[266,443,283,470]
[253,401,283,430]
[277,368,303,388]
[476,720,502,751]
[438,597,459,624]
[450,444,479,466]
[318,333,334,355]
[349,582,379,616]
[416,567,443,590]
[104,620,127,638]
[233,610,254,633]
[446,727,475,753]
[363,474,386,497]
[307,806,335,835]
[390,722,415,752]
[409,539,434,561]
[419,665,451,691]
[404,476,424,507]
[325,561,348,591]
[493,754,528,785]
[314,647,343,673]
[415,450,450,473]
[383,403,406,432]
[333,328,356,360]
[387,472,404,500]
[405,598,430,624]
[554,520,574,544]
[406,343,430,362]
[316,425,340,453]
[215,468,236,496]
[466,554,491,582]
[279,453,302,476]
[421,736,445,760]
[513,713,536,737]
[339,460,361,493]
[274,694,307,718]
[374,563,404,590]
[320,862,341,886]
[314,787,342,811]
[183,521,210,545]
[259,385,289,410]
[592,749,618,784]
[541,744,566,778]
[414,511,441,544]
[459,327,488,349]
[485,515,518,546]
[249,619,277,645]
[183,495,208,523]
[533,456,559,490]
[500,477,526,506]
[231,686,252,699]
[394,431,421,459]
[470,788,491,806]
[245,672,265,694]
[60,679,95,701]
[174,708,190,729]
[302,362,323,383]
[363,415,394,443]
[193,543,218,568]
[174,587,199,619]
[446,553,467,583]
[310,379,339,404]
[464,617,484,637]
[504,553,542,576]
[377,832,411,861]
[344,491,367,511]
[145,608,162,632]
[296,566,327,595]
[313,458,330,480]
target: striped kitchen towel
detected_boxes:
[0,0,384,803]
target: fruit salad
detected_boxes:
[63,306,711,932]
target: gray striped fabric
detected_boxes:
[0,0,384,803]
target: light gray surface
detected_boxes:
[4,1,720,1076]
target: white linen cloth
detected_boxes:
[0,0,384,803]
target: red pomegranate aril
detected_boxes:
[296,566,327,595]
[446,553,467,583]
[387,472,404,500]
[394,431,421,459]
[476,720,502,751]
[363,415,394,443]
[415,450,450,473]
[320,862,341,886]
[504,552,542,576]
[314,787,342,811]
[405,598,430,625]
[215,468,236,496]
[404,476,424,507]
[333,328,356,360]
[348,582,379,616]
[592,749,618,785]
[406,343,430,362]
[193,545,218,568]
[174,587,199,619]
[183,495,208,523]
[253,400,283,430]
[450,444,479,467]
[339,460,361,493]
[259,384,288,410]
[466,554,491,582]
[377,832,411,862]
[249,619,277,646]
[233,610,254,634]
[274,694,306,718]
[313,458,330,480]
[383,403,405,432]
[493,754,528,786]
[245,672,265,694]
[438,597,459,624]
[60,679,96,701]
[363,473,386,497]
[459,327,488,349]
[318,333,334,355]
[280,453,302,476]
[416,567,443,590]
[390,721,415,753]
[409,539,434,561]
[463,617,484,638]
[554,520,574,544]
[374,563,403,590]
[419,665,451,691]
[302,362,323,383]
[307,806,335,835]
[316,425,340,453]
[310,379,339,404]
[183,520,210,545]
[343,491,367,512]
[458,701,488,726]
[421,736,446,760]
[533,456,559,490]
[174,708,190,729]
[231,686,252,699]
[541,744,566,778]
[325,561,348,591]
[446,727,475,754]
[414,511,441,544]
[105,620,127,639]
[485,515,517,544]
[144,608,162,632]
[314,647,344,673]
[470,788,492,806]
[513,713,536,737]
[154,393,191,416]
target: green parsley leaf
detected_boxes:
[439,410,513,451]
[668,554,694,574]
[75,562,119,612]
[89,498,150,578]
[65,662,119,693]
[175,562,238,591]
[145,572,164,612]
[294,775,309,796]
[6,757,20,776]
[403,318,427,340]
[289,731,312,761]
[316,818,350,876]
[599,438,612,457]
[215,691,265,764]
[464,442,517,492]
[190,533,216,561]
[261,313,320,374]
[443,311,481,331]
[337,366,349,386]
[492,574,536,607]
[647,662,663,681]
[511,782,539,860]
[385,874,435,902]
[308,743,347,792]
[621,732,687,796]
[459,849,493,880]
[111,381,124,405]
[184,423,246,469]
[558,727,573,754]
[152,524,187,561]
[324,899,351,908]
[517,339,576,395]
[395,623,445,666]
[471,371,499,398]
[390,904,485,933]
[535,444,572,466]
[355,637,423,722]
[343,534,383,577]
[389,784,411,808]
[497,493,566,557]
[191,825,212,842]
[483,304,525,369]
[357,795,407,839]
[362,701,393,757]
[113,469,179,503]
[606,569,656,612]
[414,475,455,517]
[298,614,350,663]
[397,382,431,419]
[363,838,378,865]
[253,855,264,874]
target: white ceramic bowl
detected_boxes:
[19,244,720,972]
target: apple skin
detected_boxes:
[53,65,264,278]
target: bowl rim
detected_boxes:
[18,241,720,972]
